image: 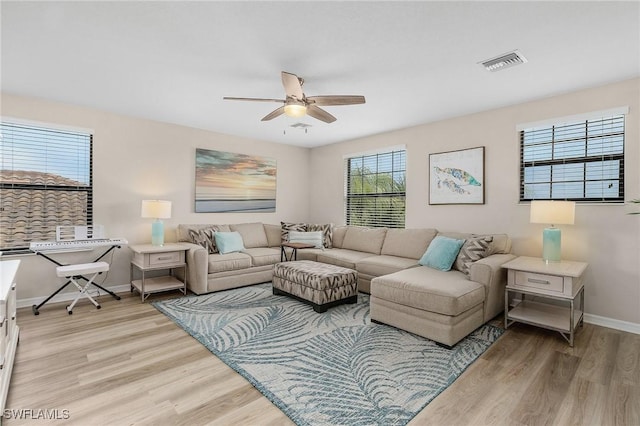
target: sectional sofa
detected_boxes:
[177,222,515,346]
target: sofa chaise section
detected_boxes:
[370,238,516,347]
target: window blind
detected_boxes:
[0,122,93,251]
[344,149,406,228]
[520,114,624,202]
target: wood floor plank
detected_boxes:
[3,291,640,425]
[509,350,581,425]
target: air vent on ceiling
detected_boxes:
[480,50,527,72]
[290,122,312,129]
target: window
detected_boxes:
[0,121,93,252]
[344,149,406,228]
[520,114,625,202]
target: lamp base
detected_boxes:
[151,220,164,246]
[542,227,561,263]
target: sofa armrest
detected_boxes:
[182,242,208,295]
[469,253,517,322]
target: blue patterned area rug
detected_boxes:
[153,283,503,426]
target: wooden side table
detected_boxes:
[502,256,588,346]
[280,242,316,261]
[130,243,189,302]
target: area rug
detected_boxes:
[153,283,503,426]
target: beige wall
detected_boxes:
[1,93,310,301]
[309,78,640,326]
[2,79,639,327]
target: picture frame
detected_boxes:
[195,148,277,213]
[429,146,485,205]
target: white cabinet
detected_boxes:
[0,260,20,413]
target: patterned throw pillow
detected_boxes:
[307,223,333,248]
[187,227,221,254]
[281,221,307,243]
[454,236,494,276]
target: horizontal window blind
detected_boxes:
[344,149,406,228]
[520,114,624,202]
[0,122,93,251]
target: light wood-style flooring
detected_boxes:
[5,291,640,425]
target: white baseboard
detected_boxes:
[584,313,640,335]
[17,284,130,310]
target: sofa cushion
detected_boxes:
[356,255,419,277]
[381,228,438,259]
[264,223,282,247]
[342,226,387,254]
[207,252,252,273]
[289,231,324,248]
[281,221,307,243]
[331,226,348,248]
[454,236,493,276]
[419,236,465,271]
[214,231,245,254]
[242,247,281,267]
[229,223,268,248]
[297,248,324,262]
[484,234,511,255]
[371,266,485,316]
[316,249,374,269]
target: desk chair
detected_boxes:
[56,262,110,314]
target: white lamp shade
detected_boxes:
[141,200,172,219]
[530,200,575,225]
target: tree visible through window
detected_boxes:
[345,149,406,228]
[520,114,625,202]
[0,121,93,252]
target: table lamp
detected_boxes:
[530,200,575,263]
[141,200,172,246]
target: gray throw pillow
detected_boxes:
[307,223,333,248]
[281,221,307,243]
[454,236,493,276]
[187,226,223,254]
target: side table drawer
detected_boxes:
[514,271,563,293]
[149,251,183,266]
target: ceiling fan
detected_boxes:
[223,71,365,123]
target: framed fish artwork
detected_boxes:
[429,146,485,205]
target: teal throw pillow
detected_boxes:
[419,236,466,271]
[214,231,245,254]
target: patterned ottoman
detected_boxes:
[273,260,358,313]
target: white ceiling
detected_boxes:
[2,1,639,148]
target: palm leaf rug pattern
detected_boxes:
[153,283,503,426]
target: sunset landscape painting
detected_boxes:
[195,148,277,213]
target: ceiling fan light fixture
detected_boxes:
[284,103,307,118]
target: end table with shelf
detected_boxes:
[129,243,189,302]
[502,256,588,347]
[280,242,316,261]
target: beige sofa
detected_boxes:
[299,225,515,347]
[177,222,282,294]
[178,222,514,347]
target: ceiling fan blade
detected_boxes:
[307,95,366,106]
[224,97,285,103]
[307,105,337,123]
[281,71,304,99]
[261,106,285,121]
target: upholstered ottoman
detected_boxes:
[273,260,358,313]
